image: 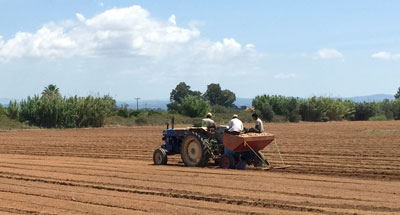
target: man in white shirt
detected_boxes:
[227,114,243,135]
[202,112,216,129]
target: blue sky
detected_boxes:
[0,0,399,100]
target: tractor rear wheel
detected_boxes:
[181,134,210,167]
[153,148,168,165]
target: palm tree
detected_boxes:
[42,84,60,97]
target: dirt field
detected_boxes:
[0,121,399,214]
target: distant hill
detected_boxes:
[117,99,170,110]
[346,94,394,103]
[234,98,253,108]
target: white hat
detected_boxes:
[232,114,238,118]
[206,112,212,117]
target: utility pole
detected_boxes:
[135,97,141,110]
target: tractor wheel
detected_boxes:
[253,151,268,167]
[153,148,168,165]
[181,134,210,167]
[220,155,235,169]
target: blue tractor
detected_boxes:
[153,118,272,169]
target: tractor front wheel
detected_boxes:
[181,134,209,167]
[153,148,168,165]
[220,155,235,169]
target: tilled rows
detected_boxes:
[1,121,400,180]
[0,155,399,215]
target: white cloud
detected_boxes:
[316,49,343,59]
[0,5,258,65]
[76,13,86,22]
[274,73,297,79]
[168,14,176,25]
[371,51,400,60]
[0,6,207,60]
[0,5,261,83]
[246,43,255,50]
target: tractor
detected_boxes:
[153,117,277,170]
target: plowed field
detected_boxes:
[0,121,399,214]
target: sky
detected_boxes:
[0,0,399,100]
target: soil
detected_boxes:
[0,121,399,214]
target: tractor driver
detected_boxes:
[227,114,243,135]
[202,112,216,130]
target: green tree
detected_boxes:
[252,95,289,115]
[180,96,210,118]
[259,102,274,122]
[378,99,394,120]
[42,84,61,98]
[392,99,400,120]
[19,87,116,128]
[354,102,377,121]
[343,100,356,120]
[0,104,6,116]
[7,100,20,120]
[284,97,300,122]
[323,98,353,121]
[203,83,236,107]
[298,97,327,122]
[167,82,201,111]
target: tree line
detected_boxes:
[165,82,400,122]
[1,83,400,128]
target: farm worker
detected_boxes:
[227,114,243,135]
[202,112,216,129]
[249,113,264,133]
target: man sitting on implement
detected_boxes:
[247,113,264,133]
[227,114,243,135]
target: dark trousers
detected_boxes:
[226,131,240,135]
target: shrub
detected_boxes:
[19,94,115,128]
[354,102,377,121]
[378,99,394,120]
[369,115,388,121]
[117,104,130,118]
[211,105,230,113]
[392,99,400,120]
[259,102,274,122]
[284,98,300,122]
[299,97,327,122]
[253,95,288,116]
[135,112,148,125]
[0,104,6,116]
[180,96,210,118]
